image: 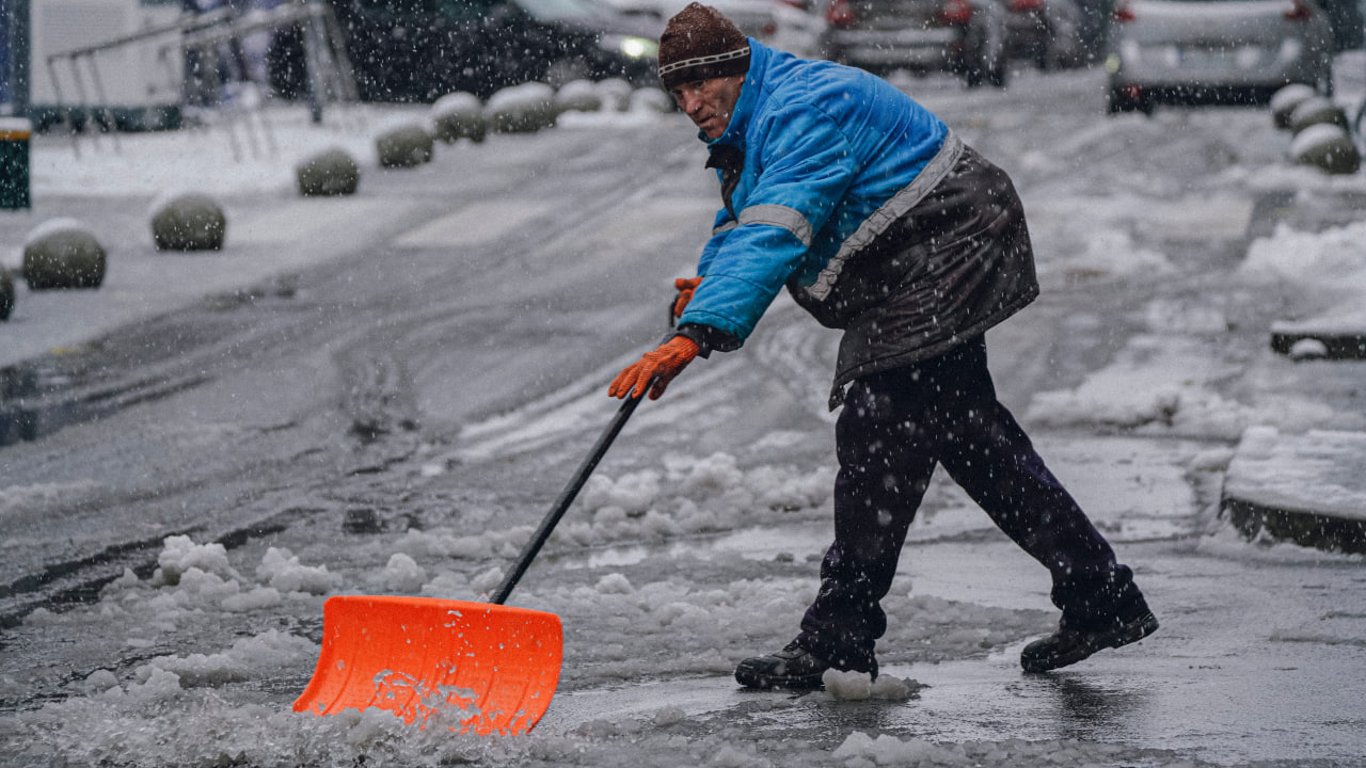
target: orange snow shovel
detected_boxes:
[294,383,654,734]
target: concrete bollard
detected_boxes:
[1269,84,1317,130]
[1288,97,1349,134]
[486,83,557,133]
[23,219,106,290]
[554,80,604,115]
[432,92,487,144]
[1289,123,1362,175]
[150,192,227,251]
[376,124,435,168]
[296,148,361,197]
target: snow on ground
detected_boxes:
[5,444,1067,766]
[1025,211,1366,439]
[6,61,1366,767]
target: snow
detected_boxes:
[1289,122,1353,157]
[1240,219,1366,294]
[1224,427,1366,521]
[1025,334,1333,438]
[21,216,92,246]
[4,60,1366,768]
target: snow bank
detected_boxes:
[1240,220,1366,295]
[1025,336,1333,438]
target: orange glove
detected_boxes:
[673,276,702,319]
[609,336,700,401]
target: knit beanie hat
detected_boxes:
[658,3,751,88]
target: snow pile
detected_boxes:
[377,552,428,593]
[29,537,337,641]
[559,453,835,547]
[151,535,241,586]
[1224,427,1366,521]
[386,452,833,573]
[1240,220,1366,295]
[134,629,316,687]
[1025,336,1332,438]
[821,669,919,701]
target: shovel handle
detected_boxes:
[490,382,652,605]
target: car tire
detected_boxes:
[1106,86,1151,116]
[988,56,1008,88]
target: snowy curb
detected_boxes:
[1221,426,1366,554]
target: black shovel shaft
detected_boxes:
[490,388,649,605]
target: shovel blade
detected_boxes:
[293,595,562,735]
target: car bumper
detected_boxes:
[1109,39,1327,91]
[821,28,962,70]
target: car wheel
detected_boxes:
[1106,86,1144,115]
[988,56,1008,88]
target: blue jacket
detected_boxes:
[677,41,949,343]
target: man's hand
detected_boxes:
[673,277,702,319]
[609,336,700,400]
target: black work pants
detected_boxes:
[796,337,1147,672]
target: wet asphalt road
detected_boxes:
[2,66,1365,766]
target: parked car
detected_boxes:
[1104,0,1336,115]
[597,0,825,56]
[817,0,1010,87]
[998,0,1086,69]
[329,0,662,102]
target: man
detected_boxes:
[609,3,1158,688]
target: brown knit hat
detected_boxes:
[658,3,751,88]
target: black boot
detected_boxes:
[1021,610,1159,673]
[735,640,832,690]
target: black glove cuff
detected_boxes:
[675,323,741,358]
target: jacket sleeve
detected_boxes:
[680,104,858,343]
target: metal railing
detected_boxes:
[44,0,359,159]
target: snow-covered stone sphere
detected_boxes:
[376,124,434,168]
[295,147,360,197]
[1269,84,1316,130]
[150,192,226,252]
[1288,97,1349,134]
[1290,123,1361,175]
[23,218,106,290]
[486,82,557,133]
[554,80,603,114]
[432,92,487,144]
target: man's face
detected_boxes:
[669,76,745,139]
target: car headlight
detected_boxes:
[601,34,659,60]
